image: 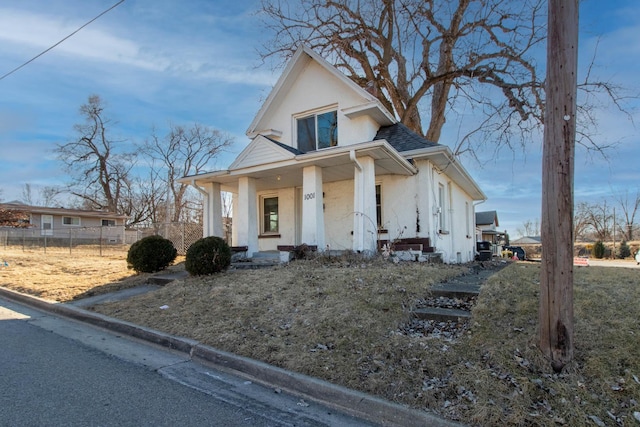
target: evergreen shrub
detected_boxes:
[592,240,606,259]
[185,236,231,275]
[127,235,177,273]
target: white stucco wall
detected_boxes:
[258,61,381,148]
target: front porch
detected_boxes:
[186,139,418,256]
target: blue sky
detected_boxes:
[0,0,638,238]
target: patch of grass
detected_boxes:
[2,248,639,426]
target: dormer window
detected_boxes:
[296,110,338,153]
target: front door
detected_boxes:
[41,215,53,236]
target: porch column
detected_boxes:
[237,176,258,254]
[352,155,377,254]
[202,182,224,238]
[301,165,325,250]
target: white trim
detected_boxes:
[246,45,396,137]
[260,194,279,235]
[62,216,81,226]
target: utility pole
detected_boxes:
[539,0,578,371]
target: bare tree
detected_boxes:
[573,201,591,242]
[21,184,63,207]
[141,123,234,223]
[517,218,540,237]
[614,190,640,241]
[55,95,134,213]
[259,0,630,157]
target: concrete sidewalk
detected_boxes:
[0,284,464,427]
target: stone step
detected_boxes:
[412,307,472,322]
[231,261,278,270]
[429,282,480,299]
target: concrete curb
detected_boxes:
[0,286,463,427]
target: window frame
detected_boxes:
[102,219,116,227]
[261,195,279,235]
[438,183,447,233]
[62,216,81,226]
[375,184,383,230]
[295,108,338,153]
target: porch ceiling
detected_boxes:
[187,142,416,193]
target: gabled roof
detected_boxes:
[374,123,439,153]
[246,45,395,137]
[511,236,542,245]
[476,210,499,226]
[229,135,299,170]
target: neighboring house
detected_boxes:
[0,202,128,243]
[476,211,500,243]
[510,236,541,245]
[180,46,486,263]
[475,210,509,256]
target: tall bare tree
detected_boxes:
[259,0,628,157]
[141,123,234,223]
[614,190,640,241]
[56,95,134,214]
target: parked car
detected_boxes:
[504,245,526,261]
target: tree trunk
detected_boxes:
[539,0,578,371]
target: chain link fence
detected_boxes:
[0,226,129,255]
[127,223,203,255]
[1,222,204,256]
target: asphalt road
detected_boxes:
[0,299,374,427]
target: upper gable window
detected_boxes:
[296,110,338,153]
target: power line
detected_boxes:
[0,0,126,82]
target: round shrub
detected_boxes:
[185,236,231,275]
[592,240,606,259]
[127,235,177,273]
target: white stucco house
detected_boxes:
[180,46,486,263]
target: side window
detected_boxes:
[296,110,338,152]
[376,184,382,229]
[262,196,279,234]
[102,219,116,227]
[438,183,446,232]
[63,216,80,226]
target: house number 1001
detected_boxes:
[304,192,315,200]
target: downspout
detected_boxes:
[349,150,363,171]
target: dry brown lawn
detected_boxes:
[1,248,639,426]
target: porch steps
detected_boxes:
[231,251,280,270]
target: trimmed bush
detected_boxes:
[185,236,231,275]
[592,240,606,259]
[127,235,177,273]
[618,240,631,259]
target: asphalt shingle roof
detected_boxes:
[374,123,439,152]
[475,210,498,226]
[264,135,304,155]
